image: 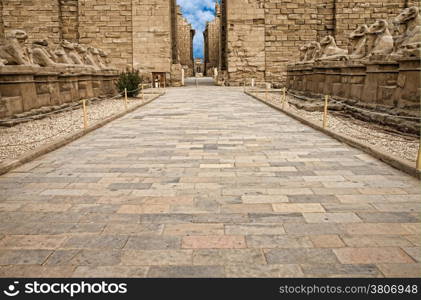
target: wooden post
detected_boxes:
[82,99,88,129]
[323,95,329,128]
[141,84,144,101]
[196,78,198,88]
[417,139,421,171]
[124,88,128,111]
[281,87,286,109]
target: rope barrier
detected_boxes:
[284,90,421,121]
[0,84,157,148]
[250,90,419,146]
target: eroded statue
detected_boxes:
[390,6,421,59]
[366,19,394,59]
[347,24,369,60]
[0,30,34,65]
[31,40,60,67]
[61,40,84,65]
[304,41,321,62]
[316,35,348,61]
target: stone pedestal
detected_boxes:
[0,66,119,119]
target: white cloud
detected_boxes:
[177,0,218,58]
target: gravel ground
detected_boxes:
[0,93,159,163]
[252,91,419,163]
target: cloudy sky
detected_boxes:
[177,0,218,59]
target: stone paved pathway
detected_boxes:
[0,78,420,278]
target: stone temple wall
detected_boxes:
[221,0,421,86]
[0,1,4,39]
[0,0,185,84]
[78,0,133,70]
[1,0,61,45]
[204,5,220,76]
[59,0,79,42]
[225,0,266,84]
[177,8,195,76]
[264,0,336,84]
[132,0,172,75]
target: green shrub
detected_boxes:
[116,70,142,97]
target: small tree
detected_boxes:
[116,69,142,97]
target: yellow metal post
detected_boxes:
[323,95,329,128]
[82,99,88,129]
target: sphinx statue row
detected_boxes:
[0,30,114,71]
[298,6,421,63]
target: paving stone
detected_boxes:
[44,250,79,265]
[241,195,288,204]
[357,212,420,223]
[272,203,325,213]
[225,224,285,235]
[265,248,339,264]
[103,224,163,235]
[403,247,421,262]
[193,249,265,265]
[0,250,52,265]
[402,223,421,234]
[322,203,375,212]
[182,235,246,249]
[301,264,380,277]
[0,265,75,278]
[148,266,225,278]
[121,250,192,266]
[0,235,67,250]
[287,195,338,203]
[221,204,273,213]
[163,223,224,236]
[246,235,313,248]
[248,213,305,223]
[72,266,149,278]
[345,223,412,235]
[283,223,344,235]
[341,235,414,247]
[192,214,249,223]
[377,263,421,277]
[62,235,128,250]
[303,213,362,223]
[1,82,419,278]
[125,236,181,250]
[117,204,169,214]
[45,250,122,266]
[310,235,345,248]
[333,248,414,264]
[225,264,304,278]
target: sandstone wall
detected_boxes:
[204,11,220,76]
[0,1,4,39]
[132,0,172,75]
[59,0,79,42]
[221,0,419,86]
[78,0,133,70]
[264,0,336,84]
[177,9,194,75]
[1,0,61,45]
[225,0,266,84]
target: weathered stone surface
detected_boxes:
[0,80,419,279]
[182,235,246,249]
[193,249,265,265]
[334,247,415,264]
[148,266,225,278]
[72,266,149,278]
[121,250,192,266]
[265,249,339,264]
